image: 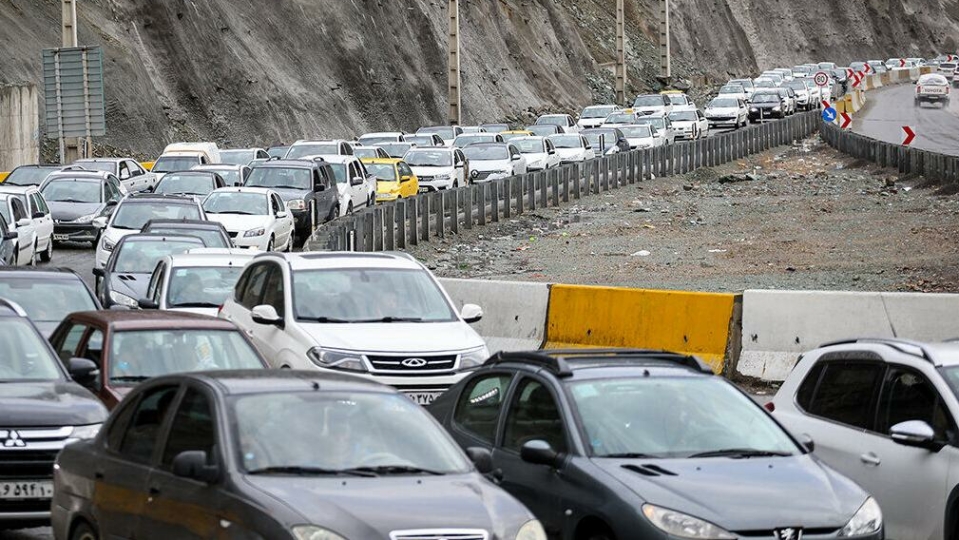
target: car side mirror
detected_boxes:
[251,304,284,327]
[352,176,365,186]
[799,433,815,453]
[276,210,289,218]
[32,211,45,219]
[460,303,483,324]
[548,149,555,155]
[890,420,943,451]
[15,218,31,228]
[455,162,464,169]
[92,267,105,278]
[106,200,118,207]
[314,184,326,192]
[137,298,159,310]
[466,447,493,474]
[92,217,108,229]
[401,175,413,183]
[2,231,16,241]
[511,154,521,161]
[172,450,219,483]
[68,357,99,389]
[520,440,563,468]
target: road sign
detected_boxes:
[864,64,872,74]
[846,68,855,78]
[899,58,906,68]
[902,126,916,146]
[840,112,852,129]
[822,107,837,123]
[821,99,832,110]
[813,72,830,87]
[42,46,106,139]
[949,55,956,62]
[852,73,863,88]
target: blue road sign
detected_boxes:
[822,107,837,123]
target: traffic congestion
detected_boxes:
[0,53,958,540]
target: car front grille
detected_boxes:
[418,176,434,182]
[0,499,52,514]
[473,171,492,181]
[367,354,457,372]
[390,530,489,540]
[0,450,60,479]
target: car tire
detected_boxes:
[267,236,275,252]
[28,241,37,266]
[453,180,459,189]
[580,526,615,540]
[71,521,99,540]
[40,237,53,263]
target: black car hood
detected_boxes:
[107,272,150,300]
[48,201,103,221]
[246,473,527,538]
[594,455,865,531]
[0,381,106,426]
[752,102,780,109]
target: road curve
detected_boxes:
[851,83,959,156]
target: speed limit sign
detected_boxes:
[813,71,830,87]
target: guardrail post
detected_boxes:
[360,211,373,252]
[383,205,395,251]
[490,180,500,221]
[515,174,525,214]
[503,177,513,218]
[408,198,419,246]
[394,200,406,249]
[434,192,445,239]
[463,185,473,229]
[372,207,384,251]
[449,189,460,234]
[562,166,571,201]
[537,171,548,206]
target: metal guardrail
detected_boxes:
[311,111,821,252]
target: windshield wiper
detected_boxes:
[266,185,307,190]
[354,316,424,323]
[111,225,136,230]
[688,448,792,459]
[170,302,220,308]
[110,376,151,382]
[210,210,255,215]
[345,465,444,476]
[247,466,376,477]
[602,452,657,459]
[304,316,353,323]
[57,198,93,203]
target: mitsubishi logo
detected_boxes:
[401,358,428,368]
[1,430,26,448]
[775,528,802,540]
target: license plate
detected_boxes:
[403,392,441,405]
[0,481,53,500]
[53,234,68,241]
[418,187,430,193]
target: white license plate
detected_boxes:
[0,480,53,500]
[53,234,69,241]
[418,187,430,193]
[403,392,441,405]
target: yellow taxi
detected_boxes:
[500,129,535,142]
[360,157,419,203]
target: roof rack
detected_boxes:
[820,337,935,363]
[484,349,715,377]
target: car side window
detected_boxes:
[118,385,180,464]
[398,162,413,177]
[878,367,955,441]
[260,265,285,318]
[161,387,216,467]
[10,198,26,222]
[106,394,140,450]
[453,374,513,444]
[30,193,46,216]
[146,262,165,303]
[129,161,144,176]
[55,323,88,362]
[79,329,104,366]
[118,162,130,179]
[502,378,567,453]
[802,361,884,430]
[238,263,271,309]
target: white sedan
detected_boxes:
[547,134,596,163]
[668,110,709,140]
[704,97,749,129]
[618,125,662,149]
[202,188,294,252]
[512,136,561,171]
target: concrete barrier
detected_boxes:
[0,172,7,183]
[439,278,549,353]
[543,284,739,373]
[909,67,921,81]
[739,290,959,381]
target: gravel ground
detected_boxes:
[408,135,959,293]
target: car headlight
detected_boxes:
[435,174,451,181]
[108,290,138,308]
[307,347,369,373]
[516,520,547,540]
[102,237,116,252]
[500,168,513,174]
[243,228,265,238]
[286,199,306,211]
[749,108,758,112]
[773,106,781,111]
[292,526,348,540]
[642,504,735,540]
[839,498,882,537]
[68,424,102,442]
[74,213,99,223]
[459,345,490,369]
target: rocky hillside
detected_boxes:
[1,0,956,155]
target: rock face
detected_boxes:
[1,0,955,154]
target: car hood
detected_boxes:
[0,381,106,426]
[471,159,511,172]
[48,201,103,221]
[301,320,484,353]
[103,227,138,245]
[555,148,584,157]
[593,455,865,531]
[671,120,696,128]
[108,272,151,300]
[207,214,272,233]
[410,165,454,176]
[245,474,526,538]
[264,187,310,202]
[706,107,741,115]
[751,102,779,109]
[169,306,219,317]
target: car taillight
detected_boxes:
[916,86,921,93]
[763,401,775,412]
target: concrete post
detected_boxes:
[0,85,40,171]
[615,0,627,106]
[659,0,671,82]
[448,0,461,125]
[61,0,86,162]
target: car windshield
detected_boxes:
[267,146,289,158]
[405,150,452,167]
[526,126,558,136]
[74,161,116,173]
[941,367,959,400]
[710,98,739,108]
[669,111,697,122]
[114,239,201,273]
[405,136,437,147]
[637,117,665,130]
[352,148,380,159]
[234,391,469,474]
[605,113,635,124]
[200,169,240,186]
[111,201,201,230]
[549,135,583,149]
[582,106,616,119]
[921,75,948,86]
[359,136,397,146]
[513,138,545,153]
[286,143,338,159]
[786,81,807,90]
[375,143,412,158]
[570,377,798,458]
[292,268,456,323]
[219,150,254,166]
[482,124,510,132]
[155,174,216,196]
[793,66,811,74]
[203,192,268,215]
[753,94,780,104]
[152,156,200,173]
[41,179,101,203]
[583,133,606,149]
[145,227,227,248]
[665,94,687,105]
[328,163,348,184]
[755,79,777,88]
[5,167,59,186]
[109,329,262,383]
[619,126,653,138]
[418,127,455,140]
[730,79,753,88]
[0,319,63,381]
[941,63,957,70]
[166,266,244,308]
[536,116,566,126]
[719,85,744,94]
[633,96,663,107]
[245,167,311,191]
[365,163,398,182]
[463,145,509,161]
[0,279,96,323]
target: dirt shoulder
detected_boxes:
[407,135,959,293]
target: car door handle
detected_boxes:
[860,452,881,466]
[148,486,160,496]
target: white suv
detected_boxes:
[771,338,959,540]
[219,252,489,404]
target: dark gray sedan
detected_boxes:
[51,370,545,540]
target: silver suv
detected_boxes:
[770,338,959,540]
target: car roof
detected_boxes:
[361,132,403,137]
[44,171,111,181]
[253,159,319,169]
[144,219,221,229]
[257,251,421,271]
[117,233,206,246]
[124,193,198,204]
[170,369,395,396]
[360,157,400,164]
[0,185,35,194]
[168,251,255,267]
[817,337,959,368]
[321,155,361,164]
[0,266,85,280]
[192,164,243,171]
[482,349,715,379]
[66,309,236,330]
[210,186,273,195]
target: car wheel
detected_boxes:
[28,241,37,266]
[71,521,99,540]
[453,180,459,189]
[40,238,53,263]
[266,236,275,252]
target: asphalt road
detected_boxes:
[852,83,959,156]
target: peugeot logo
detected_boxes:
[775,528,802,540]
[401,358,428,368]
[1,430,26,448]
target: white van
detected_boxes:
[153,142,222,179]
